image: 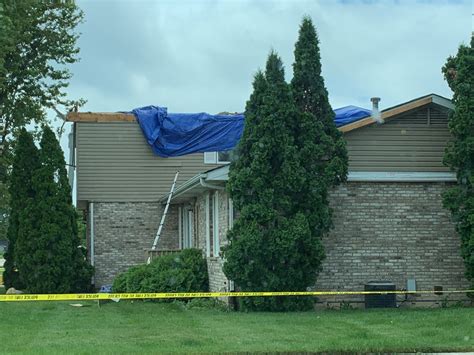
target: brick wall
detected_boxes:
[207,257,230,292]
[193,191,231,292]
[316,182,469,306]
[89,181,469,307]
[88,202,179,286]
[196,181,468,306]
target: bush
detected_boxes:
[112,249,209,295]
[112,271,128,293]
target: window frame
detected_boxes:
[203,151,233,164]
[212,191,220,257]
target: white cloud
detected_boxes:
[67,0,470,115]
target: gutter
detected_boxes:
[199,177,225,190]
[160,172,226,203]
[165,173,204,203]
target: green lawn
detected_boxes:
[0,302,472,353]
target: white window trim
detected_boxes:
[228,197,234,228]
[178,206,182,250]
[205,193,211,257]
[204,152,218,164]
[181,206,193,249]
[204,151,232,164]
[213,191,220,257]
[187,209,193,248]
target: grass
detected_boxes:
[0,301,472,353]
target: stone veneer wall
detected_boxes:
[88,202,179,286]
[316,181,468,306]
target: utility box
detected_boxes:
[364,281,396,308]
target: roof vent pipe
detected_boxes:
[371,97,383,124]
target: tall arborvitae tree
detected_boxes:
[442,36,474,291]
[224,53,321,311]
[16,126,92,293]
[290,17,348,272]
[3,129,39,289]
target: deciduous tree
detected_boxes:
[0,0,84,240]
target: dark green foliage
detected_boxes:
[442,36,474,291]
[112,249,209,296]
[224,52,316,311]
[290,16,348,235]
[15,126,93,293]
[112,270,129,293]
[3,129,39,289]
[224,18,348,312]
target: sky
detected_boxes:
[59,0,472,172]
[65,0,471,113]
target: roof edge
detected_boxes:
[66,112,136,122]
[339,93,453,133]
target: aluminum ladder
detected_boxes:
[147,170,179,264]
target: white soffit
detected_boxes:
[348,171,456,182]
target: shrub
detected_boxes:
[112,271,128,293]
[112,249,209,295]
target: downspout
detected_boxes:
[199,176,225,190]
[90,202,95,268]
[67,123,76,196]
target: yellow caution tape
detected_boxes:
[0,289,473,302]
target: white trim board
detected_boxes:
[347,171,456,182]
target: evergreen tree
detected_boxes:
[290,16,348,236]
[16,126,93,293]
[3,129,39,289]
[224,53,318,311]
[442,36,474,290]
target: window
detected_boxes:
[179,206,193,249]
[228,198,234,228]
[205,191,220,257]
[212,191,220,256]
[204,149,237,164]
[205,194,211,257]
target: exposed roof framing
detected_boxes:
[66,112,135,122]
[66,93,453,132]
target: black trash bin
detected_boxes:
[364,281,396,308]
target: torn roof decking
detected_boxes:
[66,94,453,133]
[67,112,136,122]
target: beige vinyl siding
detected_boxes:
[345,106,451,172]
[76,122,221,202]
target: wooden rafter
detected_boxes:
[66,112,136,122]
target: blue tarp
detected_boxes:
[133,106,244,157]
[334,105,371,127]
[133,105,370,157]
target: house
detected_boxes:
[67,93,469,306]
